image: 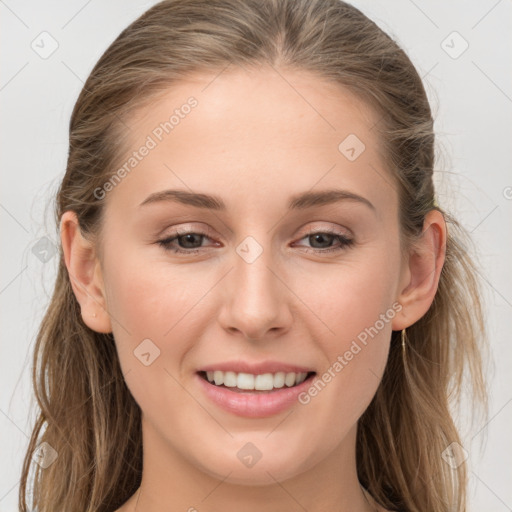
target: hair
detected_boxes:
[19,1,487,511]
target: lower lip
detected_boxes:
[196,373,315,418]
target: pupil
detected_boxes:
[310,233,333,248]
[181,234,201,248]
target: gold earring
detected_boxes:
[401,328,407,356]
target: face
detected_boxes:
[96,65,407,485]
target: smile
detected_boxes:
[199,370,313,392]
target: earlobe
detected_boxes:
[60,211,112,333]
[392,210,447,331]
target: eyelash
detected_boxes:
[157,228,354,255]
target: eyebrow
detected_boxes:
[139,188,375,211]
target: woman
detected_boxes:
[19,1,486,510]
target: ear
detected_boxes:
[60,211,112,333]
[392,209,447,330]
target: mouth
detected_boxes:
[195,361,318,417]
[197,370,317,394]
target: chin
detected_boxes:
[194,443,318,487]
[204,462,305,487]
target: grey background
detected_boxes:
[1,0,511,510]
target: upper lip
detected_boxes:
[198,360,315,375]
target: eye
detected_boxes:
[157,230,217,254]
[293,229,354,254]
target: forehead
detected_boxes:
[105,65,395,216]
[129,65,380,151]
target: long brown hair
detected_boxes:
[19,1,487,510]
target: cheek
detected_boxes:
[101,245,197,369]
[101,249,206,424]
[298,249,399,349]
[103,236,206,331]
[293,250,399,422]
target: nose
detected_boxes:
[217,242,293,341]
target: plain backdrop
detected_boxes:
[1,1,511,510]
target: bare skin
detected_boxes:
[61,64,446,512]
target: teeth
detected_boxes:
[237,373,254,389]
[203,370,309,390]
[285,372,296,387]
[255,373,274,390]
[224,371,237,387]
[273,372,285,388]
[213,370,224,386]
